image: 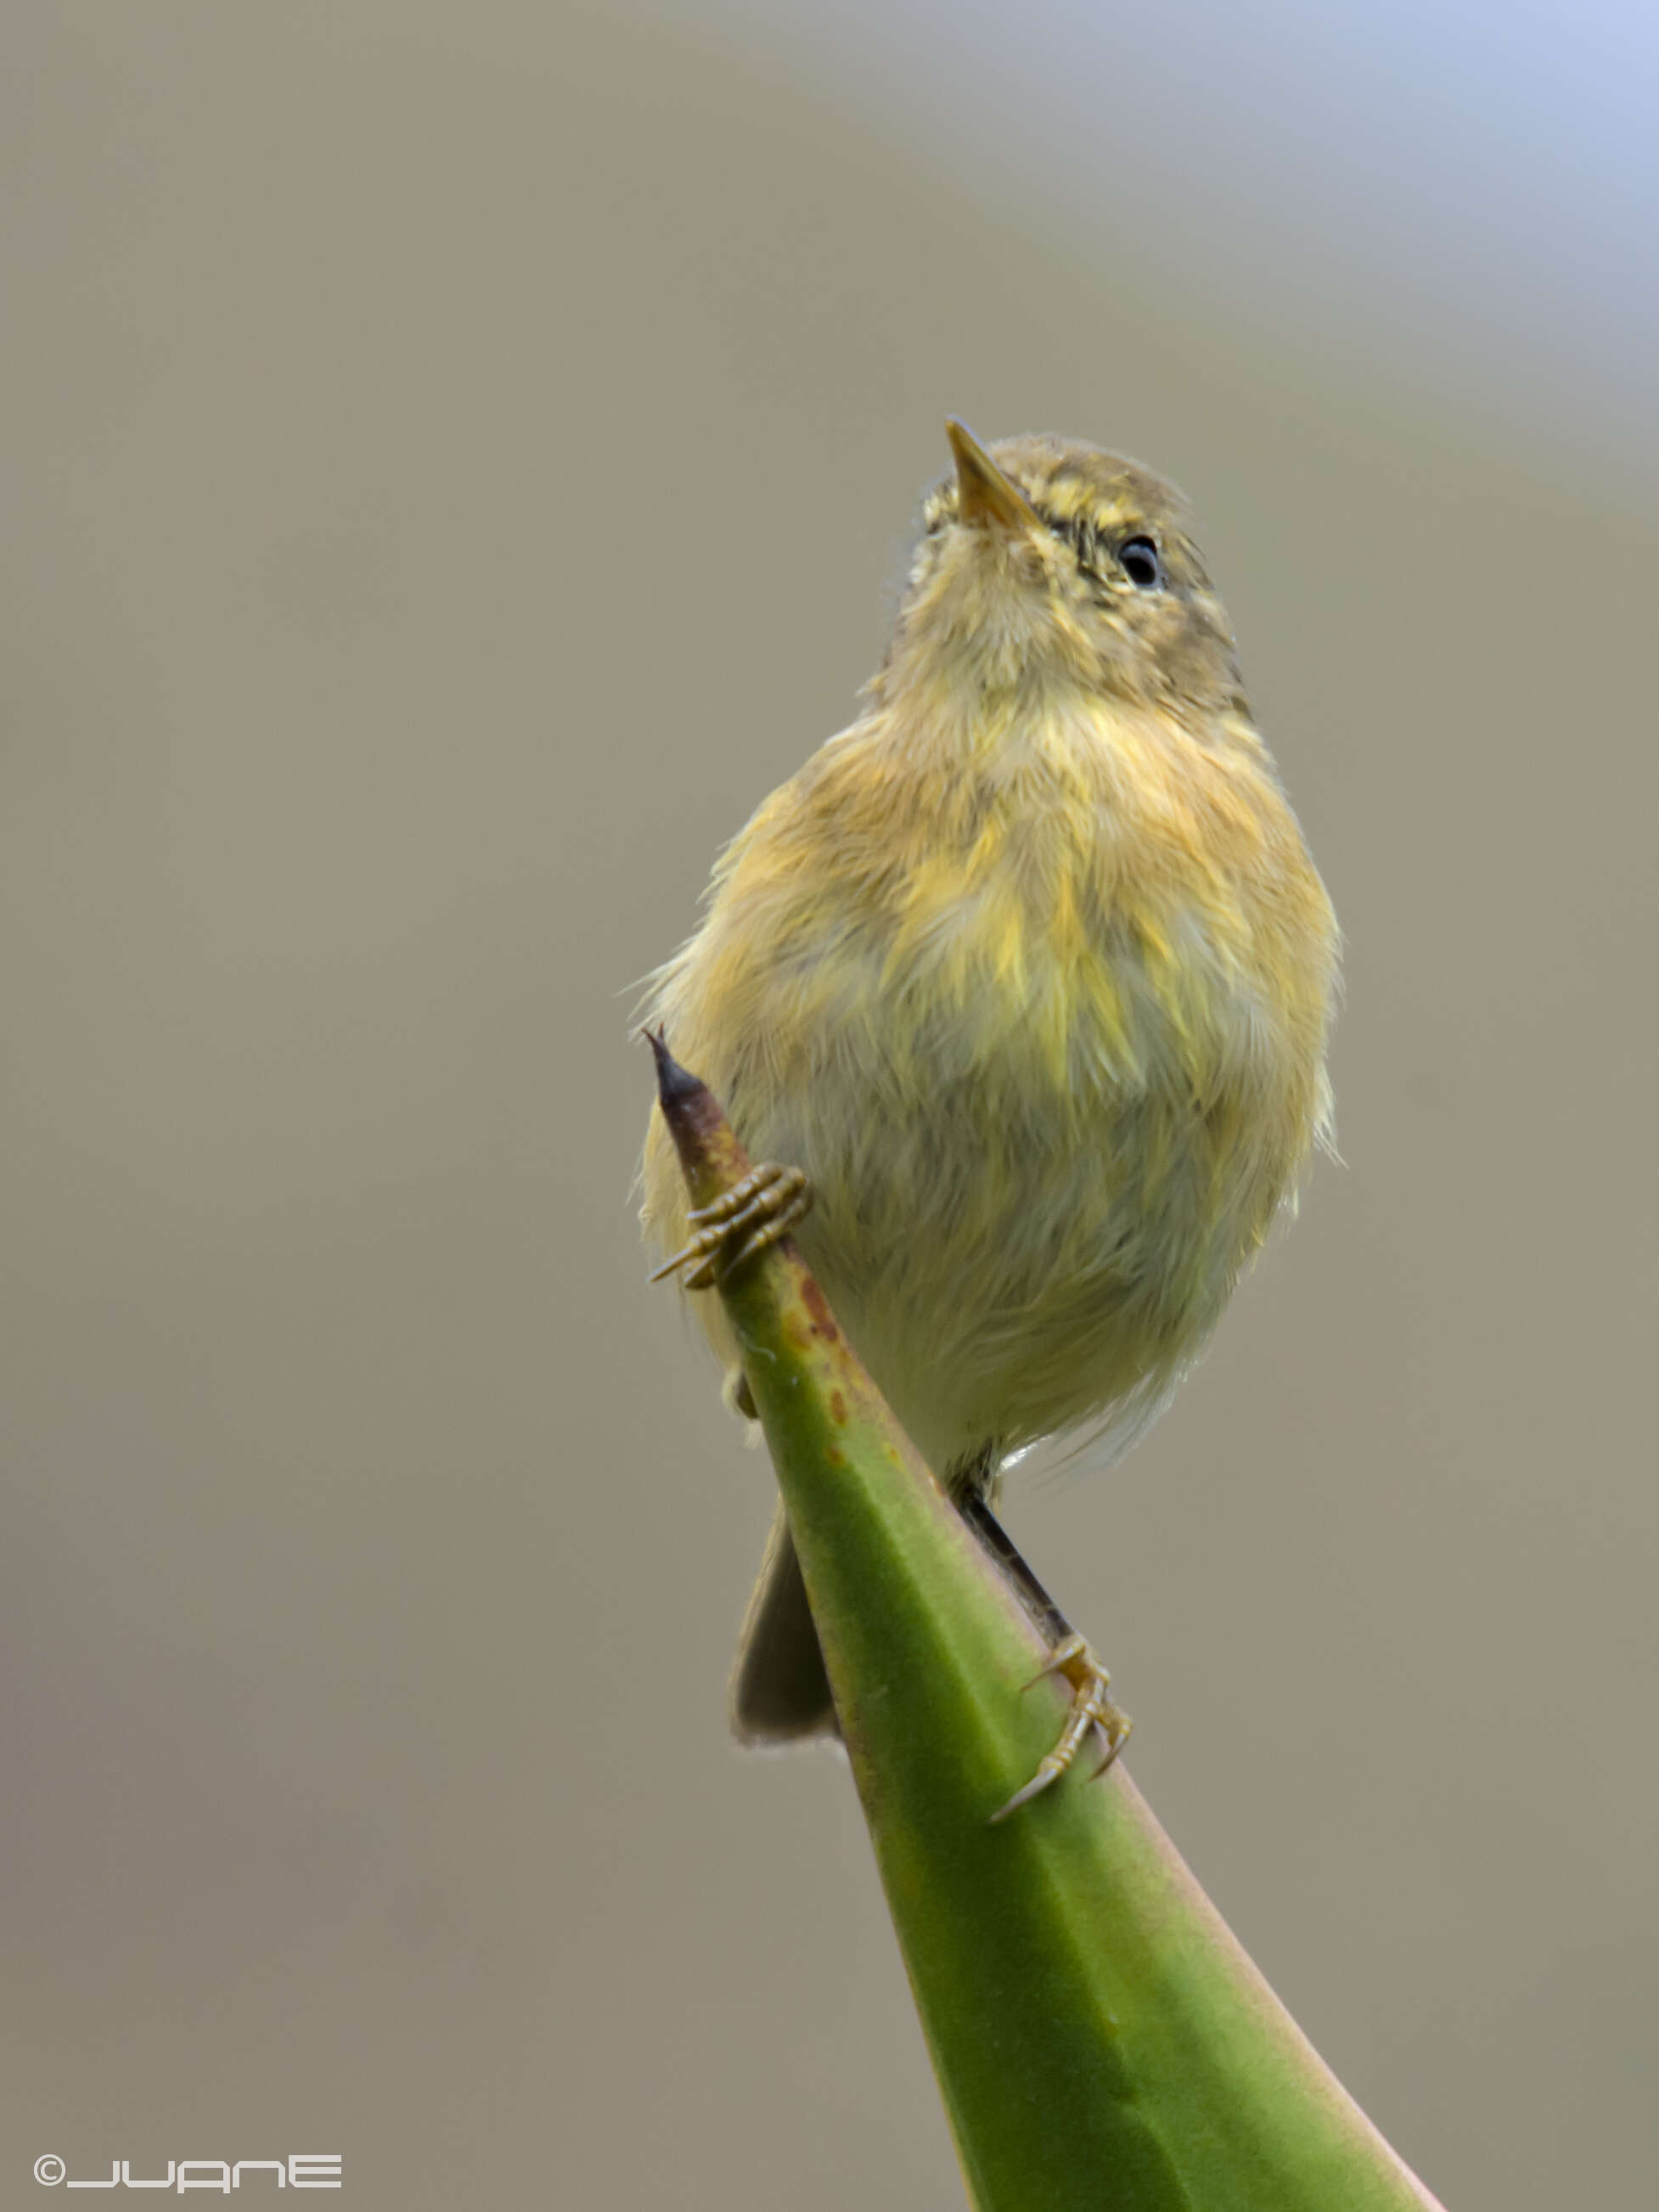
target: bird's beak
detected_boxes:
[946,419,1040,532]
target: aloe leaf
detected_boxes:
[649,1034,1448,2212]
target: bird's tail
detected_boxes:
[728,1502,839,1744]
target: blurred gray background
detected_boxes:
[4,3,1656,2206]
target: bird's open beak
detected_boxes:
[946,419,1040,532]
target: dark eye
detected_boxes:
[1119,536,1163,589]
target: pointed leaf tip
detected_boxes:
[642,1026,708,1115]
[642,1027,740,1205]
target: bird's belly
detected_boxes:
[735,941,1302,1479]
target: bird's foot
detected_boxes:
[650,1163,813,1292]
[989,1634,1132,1824]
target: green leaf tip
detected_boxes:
[647,1051,1450,2212]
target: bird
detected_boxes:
[639,420,1339,1812]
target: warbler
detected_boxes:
[640,422,1338,1809]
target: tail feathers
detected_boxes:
[728,1503,839,1744]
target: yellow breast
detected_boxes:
[642,689,1337,1474]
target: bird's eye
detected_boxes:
[1119,536,1163,589]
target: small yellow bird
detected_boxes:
[641,423,1338,1810]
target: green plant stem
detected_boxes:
[650,1033,1448,2212]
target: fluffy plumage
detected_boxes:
[640,431,1338,1737]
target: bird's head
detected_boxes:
[872,423,1247,728]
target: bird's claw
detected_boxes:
[650,1163,813,1291]
[989,1634,1132,1823]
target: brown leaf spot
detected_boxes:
[801,1279,841,1342]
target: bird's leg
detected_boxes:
[650,1162,813,1292]
[959,1491,1133,1824]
